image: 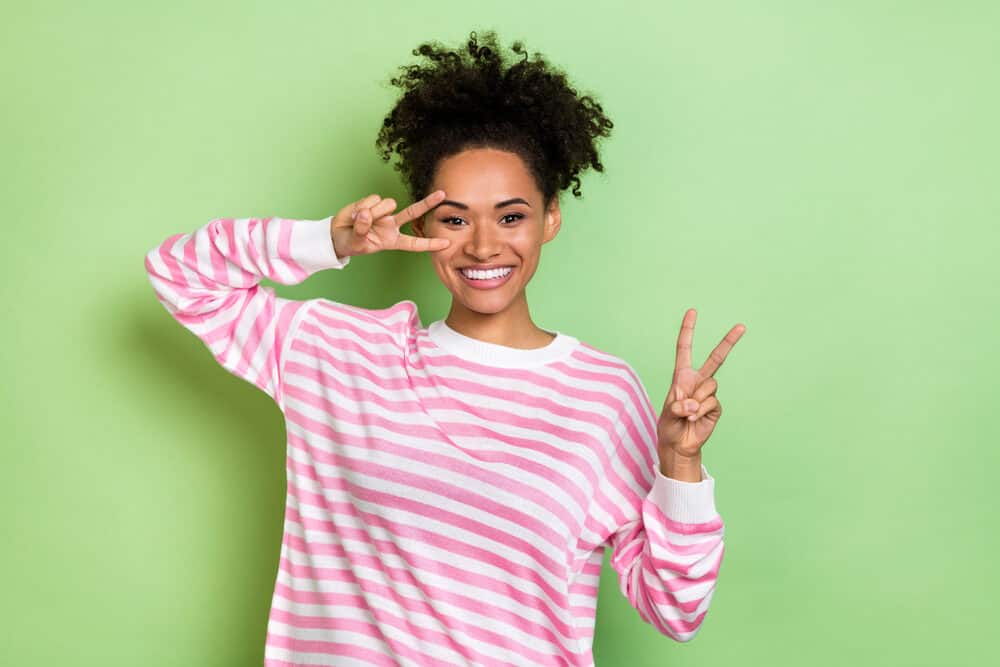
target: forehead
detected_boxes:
[431,148,539,202]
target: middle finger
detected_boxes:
[698,324,746,379]
[391,190,447,227]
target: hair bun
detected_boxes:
[376,29,614,203]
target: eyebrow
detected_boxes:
[438,197,531,210]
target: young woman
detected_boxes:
[145,30,743,667]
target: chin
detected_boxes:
[463,303,510,315]
[452,292,509,311]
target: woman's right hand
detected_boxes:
[330,190,451,259]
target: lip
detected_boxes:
[457,265,516,290]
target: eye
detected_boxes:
[440,214,524,226]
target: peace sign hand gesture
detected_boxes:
[331,189,451,259]
[657,309,746,461]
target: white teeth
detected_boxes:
[460,266,513,280]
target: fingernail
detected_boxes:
[351,209,357,220]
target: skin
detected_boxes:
[329,147,747,482]
[410,147,562,349]
[657,309,746,481]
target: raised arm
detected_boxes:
[143,190,452,412]
[143,213,349,411]
[596,371,725,642]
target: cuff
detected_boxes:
[288,216,351,273]
[649,463,718,524]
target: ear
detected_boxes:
[542,195,561,244]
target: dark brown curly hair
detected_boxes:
[375,29,614,208]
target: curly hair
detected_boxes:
[375,29,614,208]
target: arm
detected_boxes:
[143,215,349,411]
[597,375,725,642]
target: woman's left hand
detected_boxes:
[657,309,746,459]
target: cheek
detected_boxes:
[431,254,453,277]
[512,234,543,260]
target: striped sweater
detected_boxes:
[144,215,725,666]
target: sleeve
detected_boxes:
[595,369,725,643]
[143,215,350,412]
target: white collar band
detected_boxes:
[427,319,579,368]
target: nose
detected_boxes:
[464,222,503,261]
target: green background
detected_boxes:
[3,1,997,665]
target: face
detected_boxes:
[411,147,561,317]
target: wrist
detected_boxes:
[330,223,351,259]
[658,446,703,482]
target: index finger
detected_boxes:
[674,308,697,376]
[697,323,746,379]
[391,189,446,227]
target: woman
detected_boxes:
[145,29,743,667]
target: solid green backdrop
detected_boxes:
[2,1,997,665]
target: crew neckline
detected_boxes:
[426,319,579,368]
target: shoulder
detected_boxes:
[571,339,647,390]
[565,342,659,459]
[566,339,653,412]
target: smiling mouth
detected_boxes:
[457,265,515,288]
[458,266,514,278]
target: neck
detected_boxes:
[445,296,555,350]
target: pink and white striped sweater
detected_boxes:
[144,215,725,666]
